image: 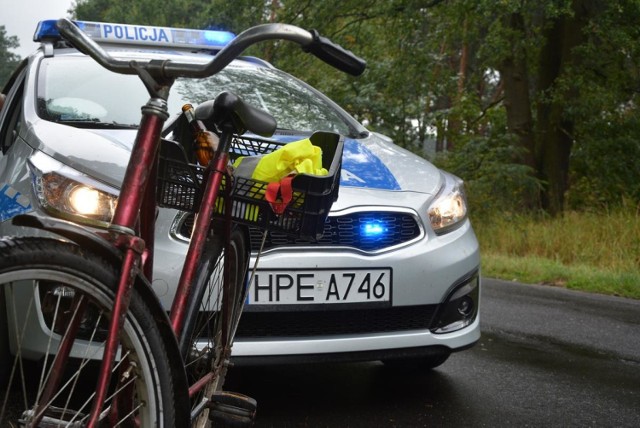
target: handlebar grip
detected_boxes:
[303,30,366,77]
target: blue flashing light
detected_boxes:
[34,19,235,50]
[361,221,388,239]
[33,20,60,41]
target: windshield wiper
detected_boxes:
[273,128,368,139]
[273,128,312,137]
[59,119,139,130]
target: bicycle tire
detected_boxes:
[0,237,178,427]
[179,227,249,426]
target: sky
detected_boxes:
[1,0,74,58]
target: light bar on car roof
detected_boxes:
[34,19,236,50]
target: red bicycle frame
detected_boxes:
[45,17,365,427]
[82,92,230,426]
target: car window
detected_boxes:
[36,56,359,136]
[37,57,147,127]
[173,66,355,135]
[0,64,27,153]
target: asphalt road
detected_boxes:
[225,278,640,427]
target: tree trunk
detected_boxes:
[498,12,538,207]
[535,0,592,215]
[446,17,469,151]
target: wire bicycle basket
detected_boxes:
[157,131,343,240]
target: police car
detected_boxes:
[0,20,480,370]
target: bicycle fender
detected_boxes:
[12,213,191,425]
[12,213,123,263]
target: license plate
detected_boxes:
[247,268,392,305]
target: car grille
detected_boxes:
[251,211,422,252]
[235,304,437,338]
[177,211,422,252]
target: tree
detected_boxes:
[73,0,266,32]
[70,0,640,214]
[487,0,640,214]
[0,25,21,88]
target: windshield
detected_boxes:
[36,55,360,136]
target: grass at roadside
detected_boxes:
[473,208,640,299]
[480,253,640,299]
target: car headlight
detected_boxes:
[428,173,468,234]
[29,152,119,228]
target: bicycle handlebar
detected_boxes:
[55,19,366,78]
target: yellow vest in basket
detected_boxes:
[233,138,328,215]
[234,138,327,181]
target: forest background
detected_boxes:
[1,0,639,298]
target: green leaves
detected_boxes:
[0,25,21,87]
[69,0,640,214]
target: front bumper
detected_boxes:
[231,317,480,365]
[153,200,481,362]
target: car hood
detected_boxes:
[339,132,441,195]
[28,119,136,188]
[30,121,441,195]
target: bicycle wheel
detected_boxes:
[179,227,249,426]
[0,237,178,427]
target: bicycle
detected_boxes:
[0,18,364,427]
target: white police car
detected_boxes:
[0,20,480,370]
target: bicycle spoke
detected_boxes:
[35,291,86,410]
[1,231,180,426]
[38,283,62,400]
[60,309,105,424]
[113,402,144,428]
[50,335,107,409]
[68,348,135,427]
[2,282,36,418]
